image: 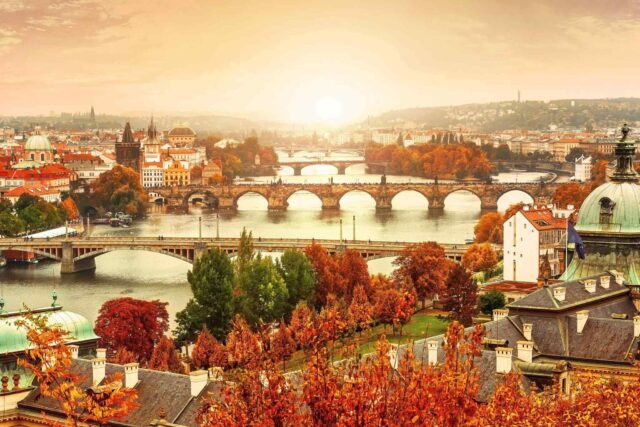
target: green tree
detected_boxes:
[174,248,235,343]
[237,227,254,270]
[276,249,315,315]
[90,165,147,217]
[478,290,506,315]
[0,210,24,236]
[238,256,289,327]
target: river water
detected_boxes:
[0,156,548,327]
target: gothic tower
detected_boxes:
[116,122,141,172]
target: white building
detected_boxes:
[574,155,592,182]
[372,129,398,145]
[503,205,573,283]
[141,162,165,188]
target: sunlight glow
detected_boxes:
[314,96,343,123]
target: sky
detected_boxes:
[1,0,640,123]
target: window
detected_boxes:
[599,197,615,224]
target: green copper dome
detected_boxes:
[25,134,52,151]
[576,181,640,233]
[0,309,99,354]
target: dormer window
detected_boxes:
[599,197,615,224]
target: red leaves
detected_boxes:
[192,326,228,370]
[392,242,450,307]
[474,211,504,244]
[461,243,498,274]
[94,297,169,363]
[147,336,183,373]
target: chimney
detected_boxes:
[600,275,610,289]
[523,323,533,341]
[68,345,79,359]
[517,341,533,363]
[567,204,575,210]
[495,347,513,373]
[493,308,509,321]
[576,310,589,334]
[553,287,566,302]
[634,316,640,338]
[92,358,106,386]
[124,363,139,388]
[388,343,400,370]
[190,370,208,397]
[611,270,625,285]
[584,279,596,294]
[427,340,438,366]
[523,205,530,211]
[96,348,107,359]
[208,367,224,382]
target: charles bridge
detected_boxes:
[278,159,383,175]
[0,236,486,274]
[150,181,560,212]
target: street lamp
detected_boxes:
[352,215,356,241]
[198,216,202,239]
[339,218,343,241]
[216,213,220,239]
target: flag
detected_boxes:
[568,223,585,260]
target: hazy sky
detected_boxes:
[1,0,640,123]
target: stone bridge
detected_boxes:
[0,236,481,274]
[278,159,382,175]
[152,181,559,212]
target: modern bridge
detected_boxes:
[150,181,559,212]
[0,236,482,274]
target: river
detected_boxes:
[0,158,548,327]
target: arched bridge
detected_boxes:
[0,236,482,274]
[278,159,383,175]
[154,181,559,212]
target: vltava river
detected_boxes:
[0,162,546,326]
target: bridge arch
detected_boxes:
[300,164,339,175]
[73,247,195,264]
[235,190,269,210]
[338,189,377,210]
[343,163,367,174]
[278,165,295,175]
[182,189,219,211]
[389,189,430,210]
[285,190,322,210]
[497,189,535,211]
[443,189,482,210]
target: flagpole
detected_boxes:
[565,217,569,274]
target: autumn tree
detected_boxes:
[191,326,228,370]
[504,202,525,219]
[372,276,416,335]
[552,182,593,209]
[112,347,138,365]
[148,336,183,373]
[338,249,372,303]
[288,301,318,351]
[347,285,373,333]
[226,315,262,369]
[305,242,344,308]
[442,263,478,326]
[17,312,138,426]
[276,249,316,314]
[478,290,506,315]
[393,242,450,308]
[269,322,296,369]
[593,159,608,186]
[315,296,348,347]
[474,211,504,244]
[174,248,235,343]
[90,165,147,217]
[461,243,498,274]
[237,255,289,327]
[94,297,169,362]
[60,193,80,220]
[196,360,302,427]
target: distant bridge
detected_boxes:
[278,159,383,175]
[0,236,480,274]
[150,181,559,212]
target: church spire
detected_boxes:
[147,115,158,140]
[612,123,638,182]
[122,122,134,144]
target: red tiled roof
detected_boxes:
[519,208,567,231]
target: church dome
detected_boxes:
[576,181,640,233]
[25,134,52,151]
[168,125,196,137]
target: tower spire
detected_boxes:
[612,123,638,182]
[122,122,134,143]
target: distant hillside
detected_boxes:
[364,98,640,131]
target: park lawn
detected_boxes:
[283,310,449,372]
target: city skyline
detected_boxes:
[1,0,640,123]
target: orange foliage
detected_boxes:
[269,323,296,368]
[226,315,262,369]
[552,182,594,209]
[461,243,498,274]
[61,195,79,220]
[304,243,344,308]
[288,302,318,351]
[392,242,450,307]
[191,326,228,370]
[347,285,373,332]
[372,275,416,335]
[16,312,138,425]
[147,336,183,373]
[474,211,504,244]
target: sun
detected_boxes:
[314,96,343,123]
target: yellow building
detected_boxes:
[167,124,196,146]
[164,159,190,186]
